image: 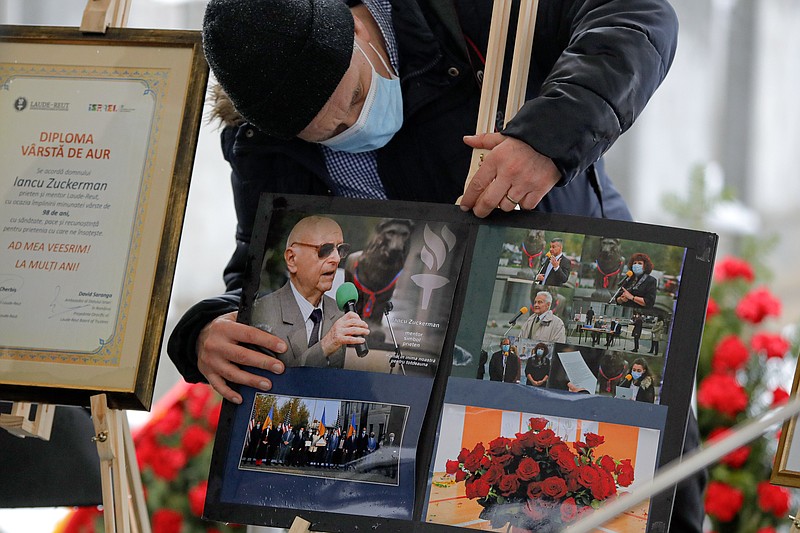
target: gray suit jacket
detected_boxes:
[251,282,346,368]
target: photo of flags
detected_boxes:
[318,407,326,437]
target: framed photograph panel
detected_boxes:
[0,26,209,410]
[205,194,717,532]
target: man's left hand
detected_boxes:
[460,133,560,218]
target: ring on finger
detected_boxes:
[504,193,519,205]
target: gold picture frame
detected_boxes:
[0,25,208,410]
[771,358,800,487]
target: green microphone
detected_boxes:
[336,282,369,357]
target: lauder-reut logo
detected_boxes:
[14,96,27,111]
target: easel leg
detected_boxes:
[91,394,150,533]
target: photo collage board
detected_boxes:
[205,195,717,533]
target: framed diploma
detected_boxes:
[0,26,208,410]
[771,358,800,487]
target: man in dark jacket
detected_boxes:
[168,1,703,531]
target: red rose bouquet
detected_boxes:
[447,417,634,532]
[698,255,797,532]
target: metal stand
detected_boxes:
[384,302,406,375]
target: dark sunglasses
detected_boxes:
[291,241,351,259]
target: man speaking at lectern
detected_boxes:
[250,216,369,369]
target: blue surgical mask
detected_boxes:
[319,42,403,153]
[631,370,643,380]
[501,344,510,353]
[631,264,644,276]
[536,349,544,356]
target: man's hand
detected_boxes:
[460,133,561,218]
[320,311,370,357]
[197,311,287,404]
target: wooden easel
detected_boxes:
[461,0,540,196]
[0,401,56,440]
[288,517,319,533]
[91,394,150,533]
[81,0,132,33]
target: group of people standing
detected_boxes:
[243,423,386,470]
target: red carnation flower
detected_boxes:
[185,383,213,419]
[708,427,750,468]
[757,481,790,517]
[153,406,184,435]
[498,474,521,496]
[560,497,579,523]
[736,287,781,324]
[445,459,460,475]
[455,469,467,482]
[541,476,568,499]
[751,332,790,359]
[529,417,548,431]
[152,508,183,533]
[188,480,208,516]
[206,401,222,431]
[516,457,540,481]
[711,334,750,372]
[182,425,213,457]
[714,256,755,282]
[706,297,720,321]
[584,433,605,448]
[697,374,749,418]
[704,481,744,522]
[772,387,790,407]
[149,446,188,482]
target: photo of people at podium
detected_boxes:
[459,226,684,406]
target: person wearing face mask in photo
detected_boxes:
[617,358,657,403]
[488,338,520,383]
[616,253,658,309]
[525,342,551,387]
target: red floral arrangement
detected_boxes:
[56,382,242,533]
[698,255,797,532]
[446,417,634,532]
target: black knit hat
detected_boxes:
[202,0,354,139]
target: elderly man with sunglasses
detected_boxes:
[252,215,369,370]
[169,216,368,403]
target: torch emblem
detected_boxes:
[411,224,457,309]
